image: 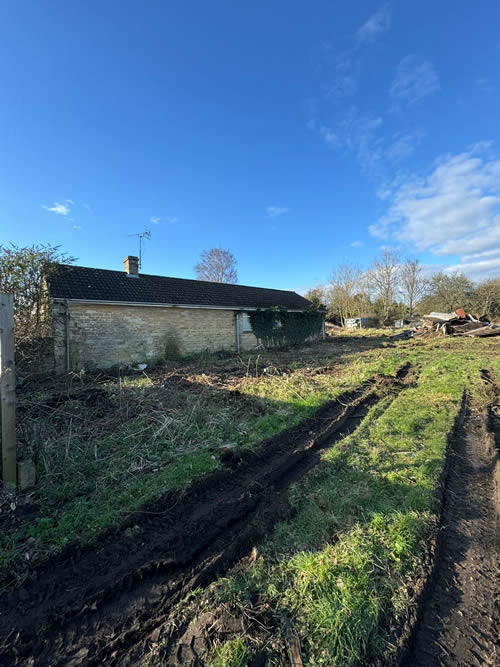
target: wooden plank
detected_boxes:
[0,294,16,488]
[287,634,303,666]
[465,327,500,338]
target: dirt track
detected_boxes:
[403,380,499,666]
[0,370,409,666]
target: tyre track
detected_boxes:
[0,367,412,666]
[403,377,499,666]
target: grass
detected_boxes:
[2,337,404,585]
[150,339,499,666]
[1,335,498,602]
[211,637,250,667]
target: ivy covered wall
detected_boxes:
[248,308,324,347]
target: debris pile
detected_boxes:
[414,309,500,338]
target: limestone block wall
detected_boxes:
[53,302,260,372]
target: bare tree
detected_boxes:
[400,258,428,317]
[470,277,500,317]
[419,271,473,313]
[368,249,400,324]
[195,248,238,283]
[328,264,363,325]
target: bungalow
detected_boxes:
[47,256,317,372]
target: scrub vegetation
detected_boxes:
[1,332,499,667]
[1,332,396,584]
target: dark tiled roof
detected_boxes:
[47,264,312,310]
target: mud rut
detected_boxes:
[3,365,497,667]
[0,369,411,666]
[402,374,499,667]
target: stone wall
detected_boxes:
[53,302,259,372]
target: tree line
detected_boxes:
[305,249,500,325]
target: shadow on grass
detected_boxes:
[2,353,398,586]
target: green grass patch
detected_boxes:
[2,336,498,595]
[210,636,250,667]
[198,341,500,665]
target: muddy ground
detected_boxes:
[0,369,408,666]
[400,375,499,666]
[1,361,498,666]
[150,374,500,667]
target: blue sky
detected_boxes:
[1,1,499,291]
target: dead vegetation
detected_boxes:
[2,335,398,584]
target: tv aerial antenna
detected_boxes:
[128,227,151,269]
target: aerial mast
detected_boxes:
[128,227,151,269]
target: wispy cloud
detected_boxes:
[42,199,72,216]
[324,70,358,99]
[476,76,494,93]
[385,130,425,163]
[150,215,178,224]
[320,107,384,174]
[309,10,427,188]
[319,6,391,103]
[266,206,289,218]
[73,225,82,230]
[356,5,392,44]
[350,240,363,247]
[316,106,426,179]
[321,50,359,100]
[390,55,440,109]
[370,143,500,279]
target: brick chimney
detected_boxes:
[124,255,139,276]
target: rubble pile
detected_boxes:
[413,309,500,338]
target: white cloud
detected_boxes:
[42,200,72,216]
[390,55,440,109]
[150,215,178,224]
[72,225,81,230]
[356,5,392,44]
[316,113,425,180]
[350,240,363,247]
[445,255,500,280]
[370,143,500,278]
[320,107,384,174]
[266,206,289,218]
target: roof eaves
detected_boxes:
[51,297,309,311]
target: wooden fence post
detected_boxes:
[0,294,16,488]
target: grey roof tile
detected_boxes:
[47,264,312,310]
